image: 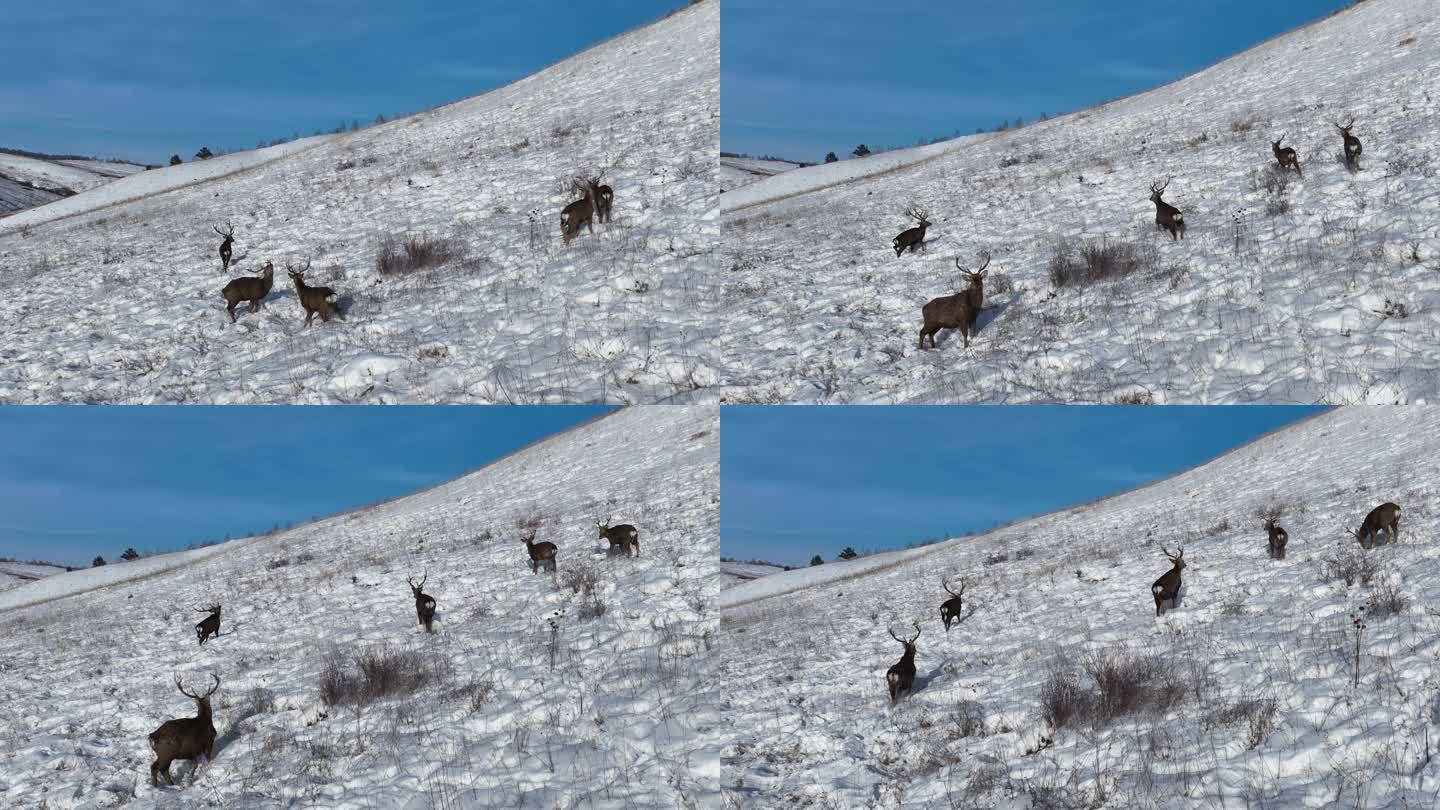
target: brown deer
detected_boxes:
[214,222,234,272]
[194,604,221,645]
[1271,134,1302,176]
[1150,179,1186,240]
[522,533,558,574]
[939,578,966,632]
[1264,518,1288,560]
[408,573,436,633]
[893,208,931,257]
[594,176,614,224]
[287,260,343,327]
[1349,502,1400,549]
[918,253,990,350]
[596,519,640,557]
[1334,118,1363,169]
[149,674,219,786]
[1150,546,1185,616]
[560,178,598,244]
[885,622,921,703]
[221,262,274,323]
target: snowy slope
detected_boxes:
[0,560,69,593]
[0,1,719,404]
[0,151,150,217]
[719,560,787,589]
[721,0,1440,404]
[0,405,719,808]
[722,406,1440,808]
[720,156,805,192]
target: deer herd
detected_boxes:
[903,120,1369,352]
[145,516,640,788]
[881,500,1401,704]
[211,173,617,326]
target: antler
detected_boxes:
[213,221,233,238]
[1334,118,1355,132]
[889,621,922,644]
[956,251,992,277]
[904,206,928,224]
[194,604,219,614]
[287,258,312,275]
[1151,177,1171,195]
[942,577,966,597]
[175,673,220,699]
[1275,133,1286,145]
[408,571,428,590]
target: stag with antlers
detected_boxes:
[408,573,437,633]
[523,532,558,574]
[1150,179,1185,240]
[1349,502,1400,550]
[885,622,922,703]
[1151,547,1185,616]
[596,519,641,558]
[194,604,221,645]
[918,252,990,350]
[149,674,220,786]
[1334,118,1363,169]
[213,222,235,271]
[939,578,966,632]
[1271,134,1302,176]
[560,178,599,243]
[288,259,343,326]
[892,207,931,257]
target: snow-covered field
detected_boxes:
[721,406,1440,808]
[721,0,1440,404]
[0,151,149,216]
[0,0,719,404]
[0,560,69,593]
[719,560,787,590]
[0,405,719,807]
[720,156,804,192]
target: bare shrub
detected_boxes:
[232,687,276,727]
[1250,166,1292,216]
[1082,649,1185,725]
[1048,238,1152,288]
[1039,665,1090,730]
[1384,152,1434,178]
[318,646,450,707]
[984,552,1010,566]
[1203,695,1278,748]
[559,564,600,596]
[953,700,987,737]
[1321,549,1380,587]
[1204,518,1232,536]
[443,676,496,712]
[376,233,458,276]
[1366,578,1408,620]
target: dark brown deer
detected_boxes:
[1150,546,1185,616]
[221,262,274,323]
[596,519,640,557]
[1349,502,1400,549]
[1265,518,1288,560]
[214,222,234,271]
[149,674,219,786]
[522,533,558,574]
[1271,134,1302,176]
[194,604,221,645]
[1334,118,1363,169]
[1150,179,1186,240]
[408,573,436,633]
[287,260,343,327]
[885,622,921,704]
[918,253,990,350]
[893,208,931,257]
[939,578,966,632]
[560,178,597,244]
[594,176,614,224]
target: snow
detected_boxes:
[718,560,787,590]
[0,152,152,217]
[720,156,805,192]
[0,405,719,807]
[721,406,1440,807]
[0,0,719,404]
[0,560,69,593]
[720,0,1440,403]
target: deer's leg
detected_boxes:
[227,303,237,323]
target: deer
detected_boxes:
[1264,518,1289,560]
[918,253,990,350]
[408,573,436,633]
[1150,179,1186,240]
[1334,118,1363,169]
[1271,134,1302,176]
[1349,502,1400,550]
[221,262,274,323]
[1151,546,1185,616]
[560,178,598,244]
[939,577,966,632]
[194,604,221,645]
[149,674,219,787]
[892,207,931,257]
[522,532,558,574]
[594,176,614,224]
[214,222,234,272]
[885,622,921,704]
[287,259,344,327]
[596,519,641,557]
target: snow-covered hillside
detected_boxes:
[719,559,787,590]
[721,406,1440,807]
[0,1,719,404]
[0,559,69,593]
[0,150,149,217]
[720,156,805,193]
[721,0,1440,404]
[0,405,719,807]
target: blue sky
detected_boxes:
[0,405,610,566]
[722,0,1347,161]
[722,406,1325,566]
[1,1,685,165]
